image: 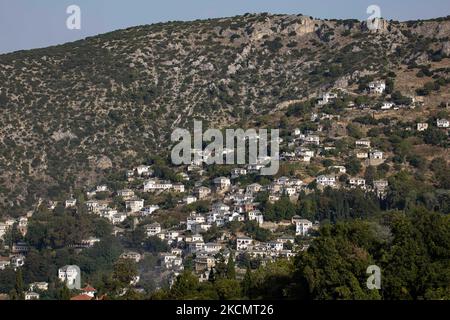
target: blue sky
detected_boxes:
[0,0,449,54]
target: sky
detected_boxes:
[0,0,449,54]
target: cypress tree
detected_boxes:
[15,269,24,300]
[226,253,236,280]
[242,267,254,298]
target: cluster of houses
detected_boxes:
[1,78,447,299]
[0,216,30,273]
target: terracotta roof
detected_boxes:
[70,294,93,301]
[81,285,96,292]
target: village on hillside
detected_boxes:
[0,79,448,300]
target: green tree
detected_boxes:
[113,259,138,289]
[242,267,254,298]
[226,253,236,280]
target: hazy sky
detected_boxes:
[0,0,449,54]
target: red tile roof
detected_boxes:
[81,285,96,292]
[70,294,93,301]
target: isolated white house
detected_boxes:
[368,81,386,94]
[369,150,384,160]
[183,196,197,205]
[317,92,338,106]
[381,102,394,110]
[417,123,429,131]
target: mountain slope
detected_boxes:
[0,13,449,212]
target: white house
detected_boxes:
[214,177,231,191]
[161,253,178,268]
[195,186,211,199]
[119,251,141,263]
[266,241,284,252]
[277,236,295,244]
[192,223,213,234]
[297,148,315,158]
[143,179,173,192]
[125,199,144,213]
[29,282,49,292]
[356,151,368,159]
[417,123,429,131]
[317,92,338,106]
[65,198,77,208]
[369,150,384,160]
[316,175,336,187]
[120,251,142,263]
[236,236,253,251]
[437,119,449,128]
[25,292,40,300]
[204,242,223,254]
[329,166,346,174]
[231,168,247,178]
[140,205,160,216]
[110,213,127,225]
[184,196,198,205]
[145,223,162,237]
[85,200,100,213]
[349,178,366,187]
[188,240,205,253]
[368,80,386,94]
[173,184,185,193]
[295,219,313,236]
[100,208,118,220]
[248,210,264,225]
[304,135,320,145]
[246,183,262,194]
[381,102,394,110]
[355,139,371,148]
[187,214,206,231]
[212,202,230,212]
[117,189,135,199]
[80,237,100,248]
[94,185,108,193]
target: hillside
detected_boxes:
[0,13,449,212]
